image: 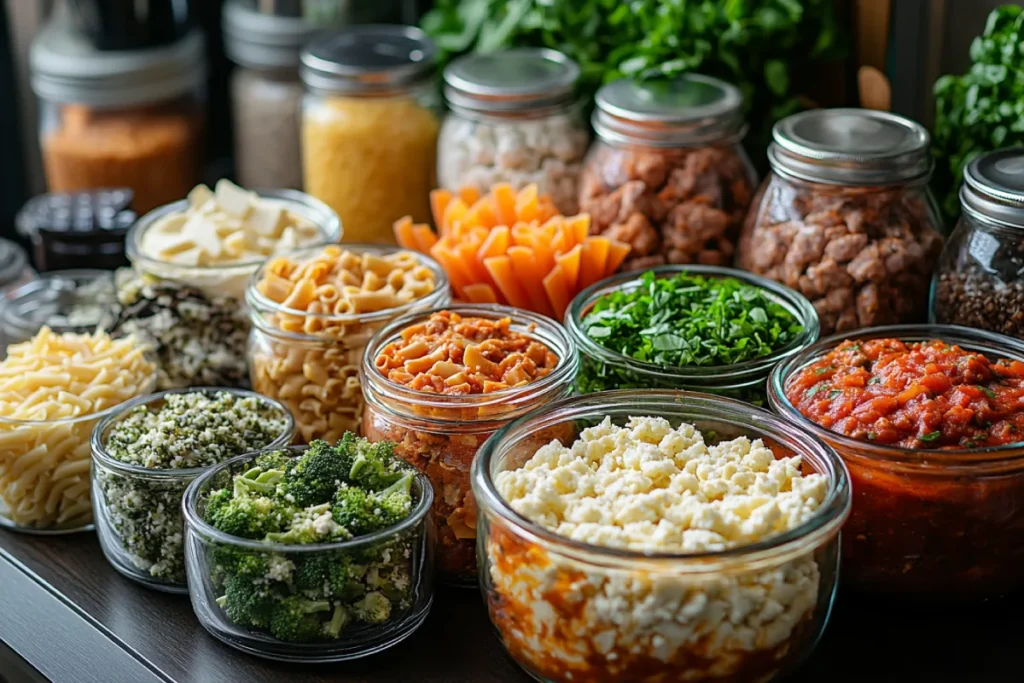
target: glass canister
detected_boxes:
[224,0,318,190]
[300,26,440,244]
[360,305,578,585]
[438,48,589,215]
[1,270,118,348]
[932,148,1024,338]
[737,109,945,335]
[0,238,35,295]
[122,189,342,390]
[30,18,205,214]
[579,74,757,271]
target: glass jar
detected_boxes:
[473,390,851,683]
[438,48,589,215]
[91,388,295,592]
[769,324,1024,602]
[300,26,440,245]
[737,109,945,335]
[932,148,1024,338]
[579,74,756,271]
[225,0,316,190]
[247,244,450,444]
[361,304,578,585]
[565,265,820,405]
[122,189,341,390]
[30,21,206,214]
[183,445,435,662]
[0,237,36,297]
[1,270,118,347]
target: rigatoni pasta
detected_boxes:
[0,327,156,530]
[247,245,447,444]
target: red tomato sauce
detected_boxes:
[786,339,1024,450]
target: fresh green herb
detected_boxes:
[868,377,881,385]
[581,271,804,369]
[978,385,997,399]
[814,365,834,376]
[933,5,1024,223]
[867,432,877,440]
[806,384,824,398]
[828,389,842,399]
[919,431,943,442]
[422,0,845,167]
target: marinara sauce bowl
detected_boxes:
[768,324,1024,602]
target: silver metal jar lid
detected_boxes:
[300,25,435,96]
[223,0,320,71]
[30,16,205,108]
[768,108,932,186]
[592,74,745,148]
[0,238,28,289]
[961,147,1024,228]
[444,48,580,115]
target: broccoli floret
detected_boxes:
[324,605,351,639]
[254,449,292,471]
[217,573,276,628]
[233,465,284,496]
[295,552,357,601]
[352,591,392,624]
[204,487,233,520]
[276,440,351,507]
[331,472,414,536]
[346,438,408,491]
[265,503,350,544]
[207,490,292,540]
[268,596,331,642]
[210,545,272,580]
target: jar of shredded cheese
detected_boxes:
[30,16,205,214]
[300,26,440,245]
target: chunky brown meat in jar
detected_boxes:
[738,180,943,334]
[580,145,754,270]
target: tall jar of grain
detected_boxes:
[30,16,205,214]
[300,26,440,245]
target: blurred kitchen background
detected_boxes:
[0,0,1013,274]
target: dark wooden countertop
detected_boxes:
[0,531,1019,683]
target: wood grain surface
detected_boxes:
[0,532,1019,683]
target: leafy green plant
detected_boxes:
[422,0,845,166]
[933,5,1024,223]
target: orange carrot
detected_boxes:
[508,245,554,317]
[605,240,631,274]
[579,237,611,289]
[458,186,481,207]
[515,185,540,223]
[568,215,591,243]
[441,198,469,233]
[483,255,531,309]
[430,245,472,297]
[555,244,582,290]
[430,190,453,230]
[543,264,571,320]
[478,225,510,260]
[393,216,418,251]
[462,283,498,304]
[493,184,518,227]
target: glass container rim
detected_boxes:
[125,189,343,275]
[768,324,1024,467]
[565,265,821,382]
[90,386,296,478]
[2,269,117,335]
[360,304,579,423]
[0,369,157,428]
[0,237,29,286]
[472,389,851,569]
[182,444,434,553]
[444,94,585,124]
[245,244,450,333]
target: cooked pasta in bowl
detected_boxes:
[246,244,450,444]
[0,326,157,532]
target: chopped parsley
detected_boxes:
[978,385,997,399]
[919,431,942,442]
[828,389,843,399]
[868,377,881,385]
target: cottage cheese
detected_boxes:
[488,416,831,682]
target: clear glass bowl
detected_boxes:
[1,269,118,346]
[769,324,1024,602]
[246,243,450,444]
[90,387,295,592]
[361,304,578,586]
[182,445,435,662]
[565,265,820,405]
[472,390,851,683]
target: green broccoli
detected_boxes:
[295,552,358,601]
[324,605,350,639]
[207,490,291,540]
[268,596,331,642]
[352,591,392,624]
[331,473,414,537]
[254,449,292,471]
[265,503,351,544]
[217,573,276,629]
[346,439,407,491]
[276,440,351,507]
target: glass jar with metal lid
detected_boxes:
[737,108,944,335]
[932,148,1024,339]
[300,26,440,245]
[578,74,757,271]
[437,48,588,215]
[30,15,205,213]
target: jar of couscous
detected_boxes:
[300,25,440,244]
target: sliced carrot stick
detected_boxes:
[393,216,418,251]
[508,245,554,317]
[515,184,540,223]
[411,224,438,252]
[528,228,555,276]
[465,196,498,229]
[458,186,481,207]
[543,264,571,320]
[455,240,491,285]
[511,224,534,247]
[605,240,632,274]
[493,184,518,227]
[462,282,498,304]
[478,225,510,260]
[441,198,469,233]
[579,237,611,289]
[430,190,453,230]
[568,215,591,244]
[430,245,472,298]
[555,244,582,290]
[483,255,531,309]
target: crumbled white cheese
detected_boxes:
[489,416,830,681]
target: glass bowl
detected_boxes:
[769,324,1024,602]
[90,387,295,593]
[565,265,819,405]
[472,389,851,683]
[0,269,118,346]
[182,445,435,662]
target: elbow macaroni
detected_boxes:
[0,328,155,530]
[249,246,440,444]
